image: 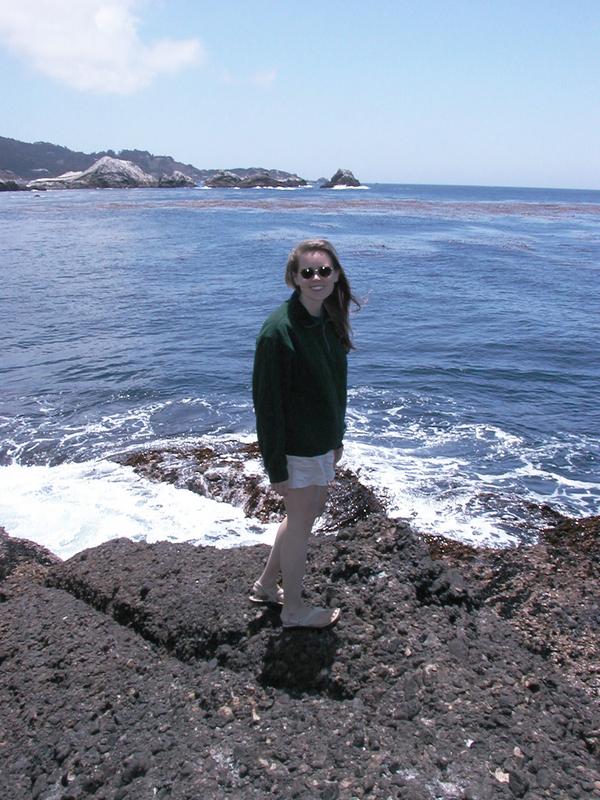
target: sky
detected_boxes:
[0,0,599,189]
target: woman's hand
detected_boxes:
[334,446,344,464]
[270,480,289,497]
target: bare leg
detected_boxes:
[256,516,286,593]
[279,485,320,611]
[257,485,328,608]
[258,485,338,627]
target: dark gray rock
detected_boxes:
[320,168,361,188]
[157,170,196,187]
[1,508,599,798]
[425,515,600,698]
[204,169,242,187]
[205,169,307,188]
[239,171,306,189]
[0,526,60,583]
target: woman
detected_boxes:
[251,239,359,629]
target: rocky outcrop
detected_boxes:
[25,157,197,190]
[1,135,312,187]
[1,501,599,798]
[114,149,203,183]
[321,168,362,188]
[27,156,158,190]
[157,170,196,188]
[0,526,59,584]
[204,169,242,188]
[205,169,307,188]
[0,136,204,183]
[425,514,600,699]
[241,171,307,188]
[112,441,384,529]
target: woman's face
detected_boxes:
[294,250,339,311]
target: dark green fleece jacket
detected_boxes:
[252,291,347,483]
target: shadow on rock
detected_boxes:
[260,628,340,695]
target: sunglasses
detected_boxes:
[298,265,334,280]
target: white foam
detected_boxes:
[342,441,528,548]
[2,412,597,559]
[0,460,277,560]
[250,185,310,191]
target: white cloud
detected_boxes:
[0,0,203,94]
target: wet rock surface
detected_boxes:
[1,511,599,799]
[112,441,384,529]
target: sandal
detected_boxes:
[249,581,284,606]
[281,606,341,630]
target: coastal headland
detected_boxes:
[1,452,598,799]
[0,135,362,191]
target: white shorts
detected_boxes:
[286,450,336,489]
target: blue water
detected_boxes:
[1,183,599,557]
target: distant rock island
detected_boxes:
[320,168,362,188]
[205,169,307,189]
[27,156,195,190]
[0,135,365,191]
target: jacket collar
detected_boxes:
[289,290,329,327]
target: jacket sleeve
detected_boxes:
[252,334,289,483]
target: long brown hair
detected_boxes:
[285,239,360,351]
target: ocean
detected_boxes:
[1,182,599,559]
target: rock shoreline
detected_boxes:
[1,484,598,799]
[1,137,367,191]
[1,160,366,192]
